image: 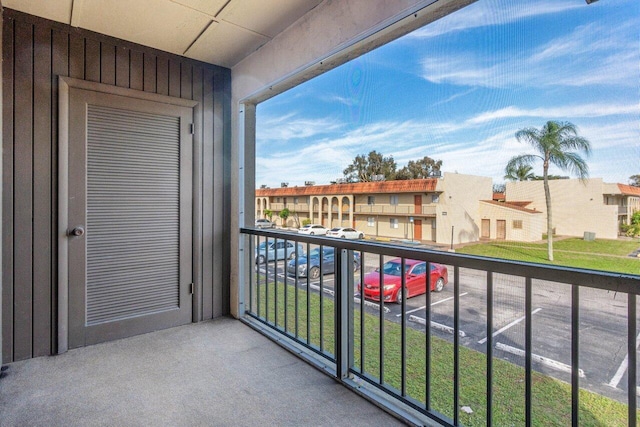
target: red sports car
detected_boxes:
[359,258,448,304]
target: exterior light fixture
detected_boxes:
[585,0,599,3]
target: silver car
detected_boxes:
[255,218,275,229]
[255,240,304,264]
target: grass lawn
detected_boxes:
[457,238,640,275]
[249,280,634,426]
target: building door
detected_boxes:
[414,195,422,214]
[63,82,194,349]
[497,220,506,240]
[414,219,422,241]
[481,219,490,238]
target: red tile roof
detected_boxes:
[481,200,542,214]
[618,184,640,196]
[256,179,439,197]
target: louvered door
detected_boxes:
[66,86,193,348]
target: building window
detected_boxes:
[367,196,375,205]
[390,218,399,229]
[390,195,399,205]
[294,197,298,204]
[276,197,281,203]
[367,217,375,227]
[432,195,439,203]
[513,220,523,229]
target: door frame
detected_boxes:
[58,77,199,354]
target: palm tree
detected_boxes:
[504,162,535,181]
[506,121,591,261]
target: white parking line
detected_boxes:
[396,292,469,317]
[608,333,640,388]
[477,308,543,345]
[496,342,585,378]
[408,315,466,337]
[354,297,391,313]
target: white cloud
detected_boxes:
[420,18,639,88]
[408,0,581,39]
[467,103,639,124]
[257,113,344,142]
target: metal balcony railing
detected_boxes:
[354,204,437,215]
[240,228,640,426]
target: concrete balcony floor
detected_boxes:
[0,317,402,426]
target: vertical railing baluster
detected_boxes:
[629,293,637,427]
[306,241,311,345]
[401,258,407,397]
[295,242,299,339]
[487,271,494,427]
[360,251,365,374]
[249,236,254,314]
[379,253,385,385]
[426,261,432,411]
[336,248,351,379]
[319,245,324,352]
[525,277,532,427]
[257,235,262,319]
[265,237,270,323]
[284,239,289,333]
[571,284,580,427]
[453,265,460,426]
[274,238,278,327]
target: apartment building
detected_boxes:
[603,183,640,226]
[504,178,630,240]
[256,172,493,245]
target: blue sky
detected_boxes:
[256,0,639,187]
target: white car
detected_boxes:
[298,224,329,235]
[255,218,275,229]
[326,227,364,239]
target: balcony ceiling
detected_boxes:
[2,0,324,68]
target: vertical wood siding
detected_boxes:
[2,9,230,362]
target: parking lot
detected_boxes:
[256,249,637,403]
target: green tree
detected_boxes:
[291,211,301,228]
[504,161,535,181]
[279,208,290,227]
[506,121,591,261]
[626,211,640,237]
[629,174,640,187]
[263,209,273,222]
[343,150,397,182]
[396,156,443,180]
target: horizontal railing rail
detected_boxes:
[240,227,640,426]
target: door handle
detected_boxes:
[69,226,85,237]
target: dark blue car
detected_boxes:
[286,246,360,279]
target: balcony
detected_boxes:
[240,228,640,426]
[355,204,437,216]
[0,317,400,425]
[267,203,310,212]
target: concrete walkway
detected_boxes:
[0,318,403,426]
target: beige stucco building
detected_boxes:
[257,176,640,245]
[478,200,545,242]
[504,178,635,241]
[256,172,493,245]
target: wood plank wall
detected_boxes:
[2,9,231,362]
